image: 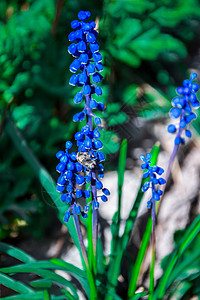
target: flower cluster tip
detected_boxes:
[140,153,166,208]
[56,11,110,222]
[168,73,199,145]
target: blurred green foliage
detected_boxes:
[0,0,200,239]
[156,220,200,299]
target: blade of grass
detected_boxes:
[0,242,35,263]
[117,139,127,235]
[0,243,89,293]
[0,266,79,299]
[129,292,148,300]
[127,218,152,298]
[0,272,34,294]
[44,290,50,300]
[154,215,200,299]
[30,278,53,289]
[110,139,127,256]
[0,292,44,300]
[168,248,199,284]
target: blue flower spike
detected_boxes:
[168,73,199,145]
[56,11,109,222]
[139,153,166,208]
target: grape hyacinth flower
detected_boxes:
[140,152,166,290]
[139,153,166,209]
[165,73,199,184]
[168,73,199,145]
[56,10,110,225]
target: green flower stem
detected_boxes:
[44,289,51,300]
[86,188,94,271]
[73,207,89,267]
[73,208,97,299]
[148,205,156,300]
[92,206,97,275]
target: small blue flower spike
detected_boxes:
[56,11,109,222]
[168,73,199,145]
[139,153,166,208]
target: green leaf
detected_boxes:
[11,178,31,198]
[110,139,127,254]
[129,292,148,300]
[160,235,200,294]
[150,3,200,27]
[100,130,120,155]
[96,238,106,275]
[109,46,141,67]
[49,258,87,278]
[0,272,34,294]
[0,265,78,299]
[107,112,128,127]
[106,103,121,114]
[0,292,44,300]
[30,278,53,289]
[169,281,192,300]
[123,84,138,106]
[154,215,200,299]
[0,258,89,297]
[0,242,35,263]
[117,139,127,231]
[49,258,89,294]
[114,19,142,48]
[127,218,152,298]
[60,289,77,300]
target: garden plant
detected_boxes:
[0,3,200,300]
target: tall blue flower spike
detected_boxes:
[168,73,199,145]
[56,11,110,222]
[139,153,166,208]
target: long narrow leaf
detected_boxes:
[117,139,127,231]
[49,259,86,278]
[43,290,50,300]
[110,139,127,257]
[154,215,200,299]
[0,242,89,295]
[128,218,152,298]
[96,238,106,275]
[168,248,200,285]
[129,292,148,300]
[0,292,44,300]
[0,272,34,294]
[0,266,79,299]
[0,242,35,263]
[30,278,53,289]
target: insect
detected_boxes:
[77,151,97,169]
